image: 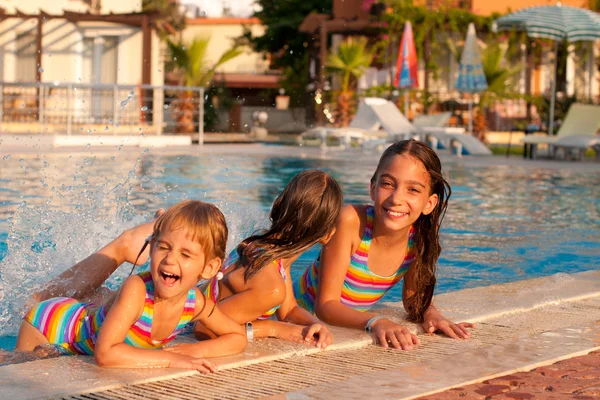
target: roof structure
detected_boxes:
[0,8,160,84]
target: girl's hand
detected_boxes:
[302,323,334,349]
[277,323,331,348]
[370,319,420,350]
[168,354,217,374]
[423,315,474,339]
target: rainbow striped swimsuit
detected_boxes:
[204,249,286,320]
[294,205,415,313]
[24,271,196,355]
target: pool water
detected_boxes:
[0,149,599,350]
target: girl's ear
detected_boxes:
[369,180,376,201]
[200,257,222,281]
[422,193,438,216]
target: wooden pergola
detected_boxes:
[299,13,385,124]
[0,8,160,84]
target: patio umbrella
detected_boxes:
[394,21,419,117]
[455,23,488,135]
[494,3,600,135]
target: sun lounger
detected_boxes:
[412,112,490,156]
[300,97,417,149]
[300,98,490,155]
[521,103,600,159]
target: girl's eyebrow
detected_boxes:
[180,248,198,255]
[381,174,427,189]
[406,180,427,189]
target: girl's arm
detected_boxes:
[265,265,333,348]
[402,267,474,339]
[165,290,247,358]
[94,276,215,373]
[245,265,334,348]
[192,265,285,340]
[315,205,419,350]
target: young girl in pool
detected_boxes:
[294,140,474,350]
[193,169,343,349]
[15,200,246,372]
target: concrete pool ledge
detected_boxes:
[1,270,599,399]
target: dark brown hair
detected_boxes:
[236,170,343,282]
[153,200,228,264]
[371,140,451,322]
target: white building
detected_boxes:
[0,0,162,86]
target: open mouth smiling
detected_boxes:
[160,271,180,286]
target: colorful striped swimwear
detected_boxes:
[204,249,286,320]
[294,205,415,313]
[24,271,196,355]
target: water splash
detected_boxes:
[120,91,135,109]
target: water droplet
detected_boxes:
[86,143,91,148]
[38,67,44,73]
[3,154,11,160]
[142,149,150,154]
[163,104,170,110]
[141,106,148,112]
[105,126,109,130]
[219,158,225,164]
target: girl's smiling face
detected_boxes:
[370,153,439,233]
[149,227,219,299]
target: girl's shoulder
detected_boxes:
[192,286,210,321]
[337,204,369,244]
[339,204,369,230]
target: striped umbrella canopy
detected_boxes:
[455,23,488,94]
[394,21,419,117]
[494,4,600,42]
[494,3,600,134]
[455,23,487,135]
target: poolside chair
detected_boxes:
[521,103,600,159]
[412,112,491,156]
[300,98,491,155]
[300,97,417,149]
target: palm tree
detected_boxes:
[326,37,374,127]
[166,37,242,133]
[479,42,522,108]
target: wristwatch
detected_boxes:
[245,321,254,341]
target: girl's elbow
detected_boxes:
[94,349,113,368]
[314,303,331,323]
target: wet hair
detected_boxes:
[371,140,451,323]
[153,200,228,264]
[236,169,343,282]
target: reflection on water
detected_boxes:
[0,150,599,344]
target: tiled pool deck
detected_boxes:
[1,270,599,399]
[0,143,599,399]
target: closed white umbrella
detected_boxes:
[455,23,488,135]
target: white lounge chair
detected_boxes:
[521,103,600,159]
[300,98,491,155]
[412,112,491,156]
[300,97,417,149]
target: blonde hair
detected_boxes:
[153,200,228,263]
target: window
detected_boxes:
[16,31,36,82]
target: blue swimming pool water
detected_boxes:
[0,149,599,350]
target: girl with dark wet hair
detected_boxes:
[294,140,474,350]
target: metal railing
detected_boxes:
[0,82,206,144]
